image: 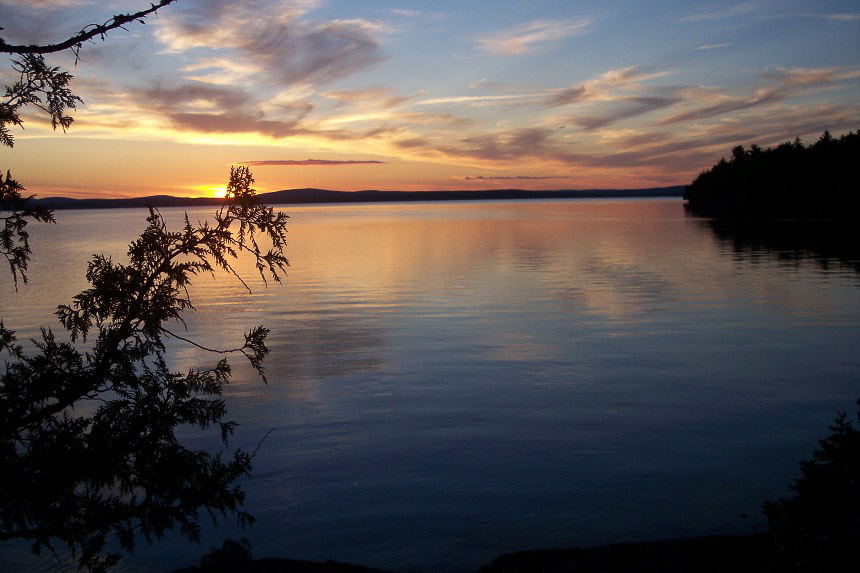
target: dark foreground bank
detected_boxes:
[169,533,801,573]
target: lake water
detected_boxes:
[2,199,859,572]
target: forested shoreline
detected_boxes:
[684,130,859,218]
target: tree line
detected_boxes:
[684,130,859,218]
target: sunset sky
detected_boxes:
[1,0,858,198]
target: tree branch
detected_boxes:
[0,1,180,56]
[160,327,247,355]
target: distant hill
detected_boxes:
[34,186,684,210]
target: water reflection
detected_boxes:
[688,211,860,275]
[2,199,859,573]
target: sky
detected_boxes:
[0,0,858,198]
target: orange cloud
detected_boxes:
[239,159,385,166]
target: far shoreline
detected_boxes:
[33,186,685,210]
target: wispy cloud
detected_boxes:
[696,43,732,50]
[321,87,416,109]
[818,12,860,21]
[763,12,860,21]
[390,9,421,17]
[540,69,666,109]
[0,0,83,6]
[156,0,384,86]
[477,18,589,55]
[463,175,566,180]
[681,1,760,23]
[541,86,588,108]
[417,94,545,106]
[661,66,860,124]
[143,83,251,111]
[239,159,385,166]
[572,96,682,130]
[419,65,668,110]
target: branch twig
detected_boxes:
[0,1,180,56]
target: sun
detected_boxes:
[190,185,228,198]
[208,186,228,198]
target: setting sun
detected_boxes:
[197,185,227,198]
[2,1,859,571]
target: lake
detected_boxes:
[2,198,859,572]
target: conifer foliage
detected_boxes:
[684,130,859,218]
[763,402,860,570]
[2,2,290,570]
[1,167,288,571]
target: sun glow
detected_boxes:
[193,185,228,198]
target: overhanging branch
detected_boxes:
[0,0,180,56]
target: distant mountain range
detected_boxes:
[34,186,685,210]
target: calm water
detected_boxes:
[2,199,859,572]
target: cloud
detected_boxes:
[155,0,384,86]
[541,86,588,108]
[762,66,860,86]
[541,66,673,107]
[572,96,682,130]
[124,79,415,142]
[611,131,672,148]
[696,43,732,50]
[477,18,589,55]
[165,111,304,138]
[417,94,545,106]
[0,0,83,6]
[681,1,760,23]
[239,159,384,166]
[417,68,663,110]
[590,66,673,86]
[155,108,394,142]
[660,66,860,124]
[818,13,860,21]
[390,9,422,17]
[0,0,97,45]
[425,127,585,165]
[321,87,415,109]
[180,57,264,85]
[143,83,251,111]
[395,137,431,149]
[535,66,675,114]
[762,12,860,22]
[463,175,566,180]
[134,80,313,137]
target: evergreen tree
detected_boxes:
[2,3,290,570]
[684,130,860,218]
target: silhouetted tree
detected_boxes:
[2,3,291,571]
[1,1,180,287]
[684,130,860,218]
[1,166,288,571]
[763,401,860,570]
[1,169,54,287]
[1,50,79,287]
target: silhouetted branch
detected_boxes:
[3,167,286,569]
[0,1,179,59]
[1,169,55,288]
[161,327,251,355]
